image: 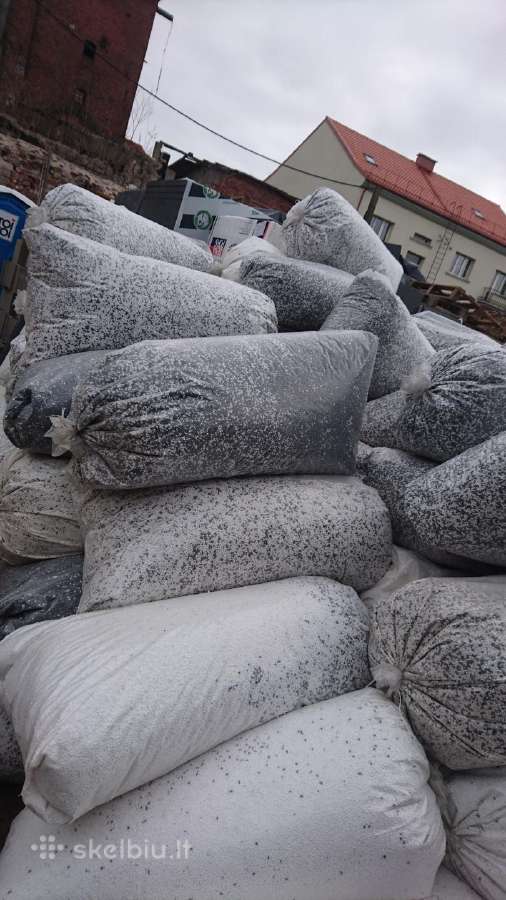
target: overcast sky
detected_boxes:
[132,0,506,209]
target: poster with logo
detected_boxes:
[173,180,270,243]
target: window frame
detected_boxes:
[370,215,393,242]
[449,252,475,280]
[411,232,432,247]
[405,251,425,268]
[491,270,506,297]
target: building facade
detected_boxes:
[266,118,506,309]
[0,0,158,142]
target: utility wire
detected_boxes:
[32,0,365,190]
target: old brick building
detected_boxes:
[0,0,158,142]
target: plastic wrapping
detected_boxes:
[76,474,392,612]
[321,269,434,398]
[360,545,461,611]
[0,577,369,823]
[0,556,82,640]
[0,704,22,783]
[29,183,213,271]
[432,867,482,899]
[370,578,506,769]
[55,331,378,489]
[0,450,81,564]
[0,690,445,900]
[394,433,506,568]
[4,351,110,455]
[282,188,403,290]
[438,770,506,900]
[415,310,500,352]
[239,253,353,330]
[21,224,277,367]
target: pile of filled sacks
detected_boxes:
[0,183,504,900]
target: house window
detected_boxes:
[412,232,432,246]
[405,251,424,268]
[491,270,506,297]
[370,215,393,241]
[363,153,377,165]
[449,252,474,279]
[83,39,96,60]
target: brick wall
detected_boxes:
[0,0,158,142]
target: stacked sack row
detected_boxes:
[0,184,503,899]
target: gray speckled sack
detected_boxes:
[4,351,110,455]
[435,769,506,900]
[0,705,22,783]
[76,475,392,612]
[0,556,82,640]
[0,450,81,565]
[0,577,369,823]
[360,345,506,462]
[30,183,213,271]
[21,224,277,367]
[370,578,506,769]
[52,330,378,489]
[238,253,353,330]
[321,270,434,399]
[0,690,445,900]
[282,188,403,289]
[394,433,506,568]
[415,311,500,352]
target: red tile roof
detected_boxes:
[327,118,506,248]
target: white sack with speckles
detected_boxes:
[321,269,434,398]
[29,183,213,271]
[415,310,501,352]
[60,330,378,490]
[437,770,506,900]
[283,188,403,290]
[75,474,393,612]
[369,578,506,770]
[21,224,277,367]
[0,450,81,564]
[0,577,369,823]
[0,689,445,900]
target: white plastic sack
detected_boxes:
[415,311,500,352]
[21,224,277,367]
[239,253,354,330]
[219,235,282,273]
[0,576,369,823]
[370,578,506,769]
[321,269,434,398]
[53,331,378,489]
[394,433,506,568]
[283,188,403,290]
[76,475,392,612]
[0,450,81,564]
[30,183,213,271]
[431,866,482,899]
[360,545,457,610]
[0,689,445,900]
[437,770,506,900]
[0,704,22,783]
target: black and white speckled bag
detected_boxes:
[369,577,506,769]
[75,474,393,612]
[238,253,353,330]
[321,270,434,399]
[49,330,378,489]
[282,188,403,290]
[29,183,213,271]
[0,705,22,783]
[0,555,82,640]
[21,224,277,367]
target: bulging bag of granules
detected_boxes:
[0,555,82,640]
[282,188,403,289]
[75,474,393,612]
[50,330,378,489]
[0,576,369,823]
[0,689,445,900]
[0,704,22,783]
[21,224,277,367]
[370,577,506,769]
[321,269,434,399]
[239,253,353,330]
[29,183,213,271]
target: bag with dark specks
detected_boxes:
[0,556,82,640]
[0,705,22,783]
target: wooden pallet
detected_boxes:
[412,281,506,343]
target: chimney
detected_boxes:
[416,153,436,173]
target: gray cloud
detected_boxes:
[136,0,506,208]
